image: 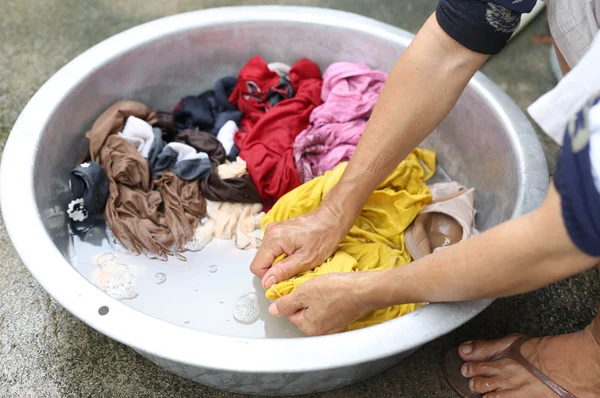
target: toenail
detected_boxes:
[469,378,475,391]
[461,363,468,377]
[461,341,473,355]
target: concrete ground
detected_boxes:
[1,1,599,397]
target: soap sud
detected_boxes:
[94,252,138,300]
[232,292,260,324]
[208,264,219,273]
[153,272,167,284]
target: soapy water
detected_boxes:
[232,292,260,324]
[153,272,167,284]
[208,264,219,273]
[94,252,138,300]
[71,225,307,338]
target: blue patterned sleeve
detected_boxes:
[436,0,537,54]
[553,94,600,257]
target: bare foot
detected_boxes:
[458,319,600,397]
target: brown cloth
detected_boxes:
[154,111,178,141]
[87,101,206,259]
[175,129,227,166]
[175,129,261,203]
[201,173,261,203]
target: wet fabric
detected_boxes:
[268,62,292,77]
[187,158,264,250]
[189,201,264,251]
[231,56,323,209]
[228,144,241,161]
[154,112,177,141]
[294,62,387,182]
[67,161,109,234]
[200,157,261,203]
[554,93,600,257]
[86,101,206,259]
[118,116,155,158]
[216,120,238,155]
[87,100,158,160]
[229,56,297,138]
[405,182,478,260]
[152,143,212,181]
[263,148,436,330]
[175,129,227,166]
[176,129,261,203]
[173,77,242,135]
[148,128,166,169]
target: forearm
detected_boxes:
[366,184,599,307]
[323,13,488,226]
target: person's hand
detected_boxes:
[251,202,351,289]
[267,271,378,336]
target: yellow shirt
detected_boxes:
[262,148,436,331]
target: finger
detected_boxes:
[269,293,305,317]
[250,229,286,279]
[261,255,305,289]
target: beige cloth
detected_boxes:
[187,158,265,251]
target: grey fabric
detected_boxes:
[148,127,165,168]
[152,141,212,181]
[169,157,213,181]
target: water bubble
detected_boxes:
[184,320,190,324]
[153,272,167,284]
[232,292,260,325]
[208,264,219,273]
[218,300,224,304]
[193,287,199,292]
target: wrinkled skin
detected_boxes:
[250,202,349,289]
[267,271,375,336]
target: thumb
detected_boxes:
[268,291,305,317]
[261,255,304,289]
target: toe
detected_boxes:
[462,358,520,378]
[470,376,500,394]
[462,360,499,378]
[460,334,523,361]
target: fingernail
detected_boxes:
[469,378,475,391]
[263,275,277,289]
[461,363,468,377]
[460,341,473,355]
[268,302,280,316]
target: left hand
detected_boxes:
[268,271,378,336]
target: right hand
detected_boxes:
[250,202,350,289]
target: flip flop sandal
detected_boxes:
[405,182,478,260]
[443,335,576,398]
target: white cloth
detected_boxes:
[528,32,600,145]
[216,120,238,155]
[119,116,154,158]
[267,62,292,77]
[165,142,209,163]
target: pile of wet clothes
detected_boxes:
[68,56,478,328]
